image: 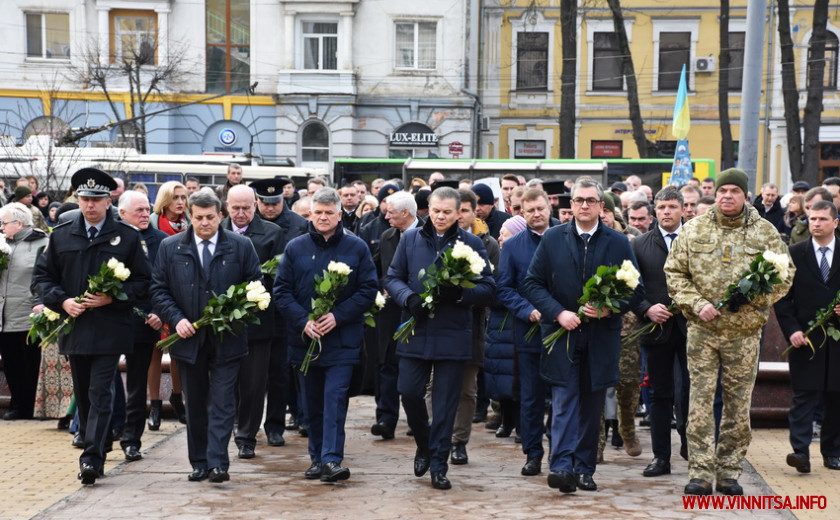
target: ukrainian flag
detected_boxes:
[671,64,690,140]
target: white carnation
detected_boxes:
[327,261,352,276]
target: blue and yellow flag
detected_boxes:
[671,64,690,140]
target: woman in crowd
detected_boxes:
[0,203,49,420]
[147,181,191,428]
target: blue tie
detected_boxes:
[666,233,678,252]
[88,226,98,240]
[820,246,831,283]
[201,240,213,274]
[580,233,590,244]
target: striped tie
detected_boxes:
[820,246,831,283]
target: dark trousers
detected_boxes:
[642,330,689,460]
[375,358,400,429]
[0,331,41,418]
[302,364,353,464]
[518,351,546,460]
[111,369,126,431]
[120,341,153,448]
[398,357,464,474]
[235,338,272,448]
[178,342,240,471]
[69,354,119,469]
[547,341,605,476]
[264,333,290,436]
[790,389,840,458]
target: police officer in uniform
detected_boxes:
[35,168,152,485]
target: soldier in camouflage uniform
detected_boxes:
[665,169,793,497]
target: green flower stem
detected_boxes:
[156,317,209,350]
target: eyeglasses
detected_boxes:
[571,198,602,207]
[511,205,521,211]
[0,220,18,227]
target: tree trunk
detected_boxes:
[606,0,650,158]
[777,0,803,180]
[559,0,577,158]
[802,0,830,185]
[718,0,735,170]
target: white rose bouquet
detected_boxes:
[301,261,353,374]
[26,307,62,345]
[394,240,487,343]
[156,280,270,350]
[544,260,641,357]
[28,257,131,345]
[363,291,388,328]
[0,234,11,275]
[715,250,788,313]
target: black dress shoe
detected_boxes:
[169,393,187,424]
[684,478,712,496]
[57,415,72,430]
[715,478,743,496]
[495,425,513,438]
[188,468,209,482]
[824,456,840,470]
[450,443,468,465]
[208,467,230,483]
[304,462,323,480]
[575,473,597,491]
[148,400,162,431]
[72,434,84,449]
[123,445,143,462]
[320,462,351,482]
[299,424,309,438]
[521,458,542,476]
[786,452,810,473]
[642,458,671,477]
[547,471,576,493]
[267,432,286,446]
[430,471,451,490]
[3,409,21,420]
[414,449,430,477]
[238,445,255,459]
[485,416,501,430]
[78,463,98,485]
[370,422,396,440]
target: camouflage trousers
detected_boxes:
[617,313,641,441]
[686,325,760,482]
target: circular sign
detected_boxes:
[219,128,237,146]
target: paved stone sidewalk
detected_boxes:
[14,396,807,520]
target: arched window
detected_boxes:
[808,31,839,90]
[301,122,329,162]
[23,116,68,141]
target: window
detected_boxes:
[303,22,337,70]
[516,32,548,90]
[26,13,70,59]
[111,11,156,64]
[206,0,250,92]
[658,32,690,90]
[808,31,839,91]
[301,123,329,162]
[395,21,436,70]
[592,32,623,91]
[727,32,745,91]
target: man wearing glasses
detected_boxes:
[524,178,642,494]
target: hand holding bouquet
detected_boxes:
[394,240,487,343]
[716,250,788,312]
[301,261,353,374]
[782,289,840,358]
[27,257,131,345]
[0,234,10,275]
[544,260,640,357]
[156,280,270,350]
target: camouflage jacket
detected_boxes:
[664,203,793,338]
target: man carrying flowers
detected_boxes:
[384,186,495,491]
[151,189,262,484]
[523,178,643,495]
[273,187,377,483]
[34,168,151,486]
[665,168,793,497]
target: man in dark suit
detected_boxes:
[370,190,420,440]
[151,189,262,483]
[775,199,840,474]
[524,178,643,494]
[34,168,151,485]
[251,178,308,441]
[222,185,286,457]
[630,187,689,477]
[117,190,168,462]
[385,187,496,490]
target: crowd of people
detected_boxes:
[0,163,837,497]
